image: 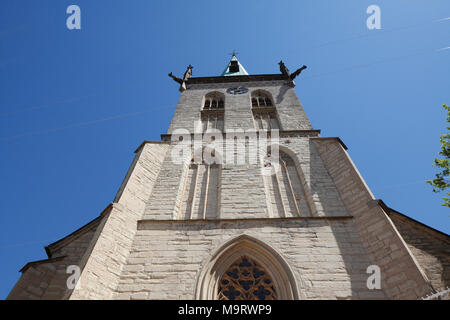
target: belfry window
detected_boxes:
[228,60,239,73]
[251,91,273,108]
[202,92,225,131]
[204,92,225,110]
[251,90,279,130]
[204,99,224,109]
[218,256,277,300]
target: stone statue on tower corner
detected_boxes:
[279,60,307,86]
[168,64,193,92]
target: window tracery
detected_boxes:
[218,256,277,300]
[202,92,225,131]
[251,91,279,130]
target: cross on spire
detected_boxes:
[229,50,239,58]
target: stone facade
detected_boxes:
[7,63,449,300]
[387,209,450,292]
[7,215,101,299]
[114,218,384,300]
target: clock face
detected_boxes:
[226,87,248,95]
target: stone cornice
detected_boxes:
[134,140,171,154]
[310,137,348,150]
[19,255,67,273]
[279,130,321,138]
[186,74,289,85]
[376,199,450,239]
[160,130,321,142]
[138,215,353,226]
[44,204,112,258]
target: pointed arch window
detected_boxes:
[203,92,225,110]
[263,150,312,218]
[178,156,221,220]
[251,90,279,130]
[202,92,225,131]
[251,92,273,107]
[195,235,300,300]
[218,256,277,300]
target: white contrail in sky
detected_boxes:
[436,46,450,51]
[435,17,450,22]
[0,106,172,142]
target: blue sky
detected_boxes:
[0,0,449,299]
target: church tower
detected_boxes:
[8,55,449,300]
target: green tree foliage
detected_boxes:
[427,104,450,207]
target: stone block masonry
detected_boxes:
[313,138,434,299]
[8,67,448,300]
[69,142,169,299]
[388,210,450,292]
[114,218,386,300]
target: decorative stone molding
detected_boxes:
[194,234,302,300]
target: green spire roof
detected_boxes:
[221,53,249,76]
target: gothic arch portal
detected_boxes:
[195,235,302,300]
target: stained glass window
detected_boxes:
[218,256,277,300]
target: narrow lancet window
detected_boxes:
[179,156,221,220]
